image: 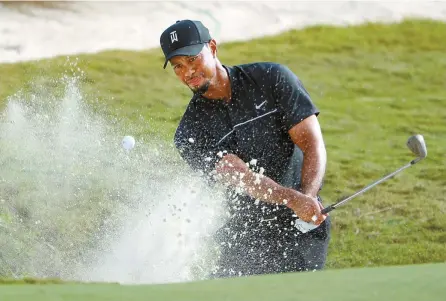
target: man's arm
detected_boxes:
[288,114,327,198]
[268,63,328,222]
[214,153,326,224]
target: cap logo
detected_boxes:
[170,31,178,43]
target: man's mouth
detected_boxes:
[187,77,202,86]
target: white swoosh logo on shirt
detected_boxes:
[255,100,267,110]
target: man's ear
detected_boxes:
[208,39,218,57]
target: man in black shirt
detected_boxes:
[160,20,331,278]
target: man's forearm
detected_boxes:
[214,154,302,206]
[214,153,327,223]
[300,144,327,197]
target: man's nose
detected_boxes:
[185,66,195,77]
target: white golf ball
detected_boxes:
[122,135,135,150]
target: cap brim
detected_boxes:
[163,43,205,69]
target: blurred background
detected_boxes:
[1,1,446,64]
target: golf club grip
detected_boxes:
[321,204,336,214]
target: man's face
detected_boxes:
[169,42,216,94]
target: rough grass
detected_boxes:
[0,19,445,278]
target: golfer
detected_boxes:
[160,20,331,278]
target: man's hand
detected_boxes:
[283,190,326,225]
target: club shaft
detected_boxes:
[322,161,413,214]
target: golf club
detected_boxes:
[294,134,427,233]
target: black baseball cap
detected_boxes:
[160,20,212,69]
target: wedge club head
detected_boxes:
[407,134,427,164]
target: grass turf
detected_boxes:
[0,263,445,301]
[0,18,445,277]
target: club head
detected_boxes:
[407,134,427,161]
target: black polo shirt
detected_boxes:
[174,62,320,232]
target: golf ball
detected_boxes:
[122,135,135,150]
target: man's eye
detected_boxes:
[189,56,198,62]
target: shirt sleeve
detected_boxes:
[173,105,229,179]
[270,64,319,131]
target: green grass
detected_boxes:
[0,18,445,278]
[0,263,445,301]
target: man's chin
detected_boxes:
[189,81,210,95]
